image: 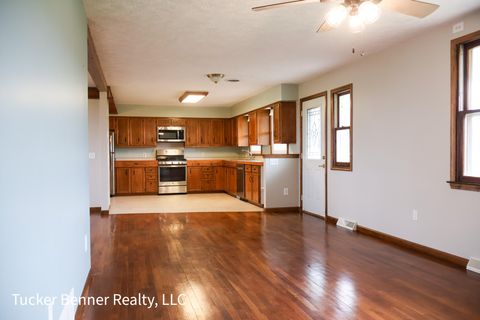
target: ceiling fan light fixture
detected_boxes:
[359,1,381,24]
[325,4,347,28]
[349,14,365,33]
[206,73,225,84]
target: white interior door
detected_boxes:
[302,96,327,216]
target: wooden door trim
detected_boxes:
[299,91,328,219]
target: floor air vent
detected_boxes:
[336,218,357,231]
[467,257,480,274]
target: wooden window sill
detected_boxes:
[447,181,480,192]
[331,166,352,172]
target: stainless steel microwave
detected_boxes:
[157,126,185,142]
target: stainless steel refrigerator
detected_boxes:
[109,131,115,196]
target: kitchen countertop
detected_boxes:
[187,158,264,165]
[115,158,156,161]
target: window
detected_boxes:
[250,145,262,155]
[450,31,480,191]
[331,84,353,171]
[307,107,322,159]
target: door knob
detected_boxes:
[319,164,325,168]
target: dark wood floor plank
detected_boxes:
[77,212,480,320]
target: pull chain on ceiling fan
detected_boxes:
[252,0,440,33]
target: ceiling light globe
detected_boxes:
[349,14,366,33]
[359,1,381,24]
[326,5,348,28]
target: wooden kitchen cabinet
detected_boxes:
[236,116,249,147]
[109,117,116,132]
[273,102,297,144]
[130,167,146,193]
[198,119,212,146]
[115,160,158,195]
[248,112,257,146]
[211,119,225,146]
[144,118,157,146]
[256,109,271,146]
[187,166,202,192]
[244,165,261,205]
[129,118,145,146]
[116,117,130,147]
[112,117,157,147]
[115,167,131,194]
[186,118,199,147]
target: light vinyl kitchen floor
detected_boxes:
[109,193,262,214]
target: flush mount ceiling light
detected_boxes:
[178,91,208,104]
[252,0,439,33]
[206,73,225,84]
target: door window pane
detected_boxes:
[338,93,351,127]
[468,45,480,110]
[464,112,480,177]
[336,129,350,163]
[307,107,321,159]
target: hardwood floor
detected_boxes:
[77,212,480,320]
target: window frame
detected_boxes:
[449,30,480,192]
[330,84,353,171]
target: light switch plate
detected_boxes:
[88,152,96,159]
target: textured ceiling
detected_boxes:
[83,0,480,107]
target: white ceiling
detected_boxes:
[84,0,480,107]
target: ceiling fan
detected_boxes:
[252,0,440,33]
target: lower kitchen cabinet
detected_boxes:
[186,160,261,206]
[131,168,145,193]
[215,166,226,191]
[115,161,158,195]
[245,165,261,204]
[187,167,202,192]
[116,167,131,194]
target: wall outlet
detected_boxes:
[88,152,96,159]
[412,209,418,221]
[452,21,464,34]
[84,234,88,253]
[283,188,288,196]
[143,152,147,158]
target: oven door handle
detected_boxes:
[158,165,187,168]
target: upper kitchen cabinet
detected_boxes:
[185,118,199,147]
[256,108,271,146]
[273,101,297,144]
[144,118,157,146]
[248,112,257,146]
[129,117,145,146]
[236,116,249,147]
[112,116,157,147]
[198,119,213,147]
[116,117,130,147]
[247,109,270,146]
[211,119,225,146]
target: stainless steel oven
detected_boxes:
[157,149,187,194]
[157,126,185,142]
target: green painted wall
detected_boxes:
[116,104,231,118]
[230,84,298,117]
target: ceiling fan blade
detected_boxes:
[379,0,439,18]
[252,0,320,12]
[316,21,334,33]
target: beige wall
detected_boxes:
[299,10,480,260]
[88,94,110,210]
